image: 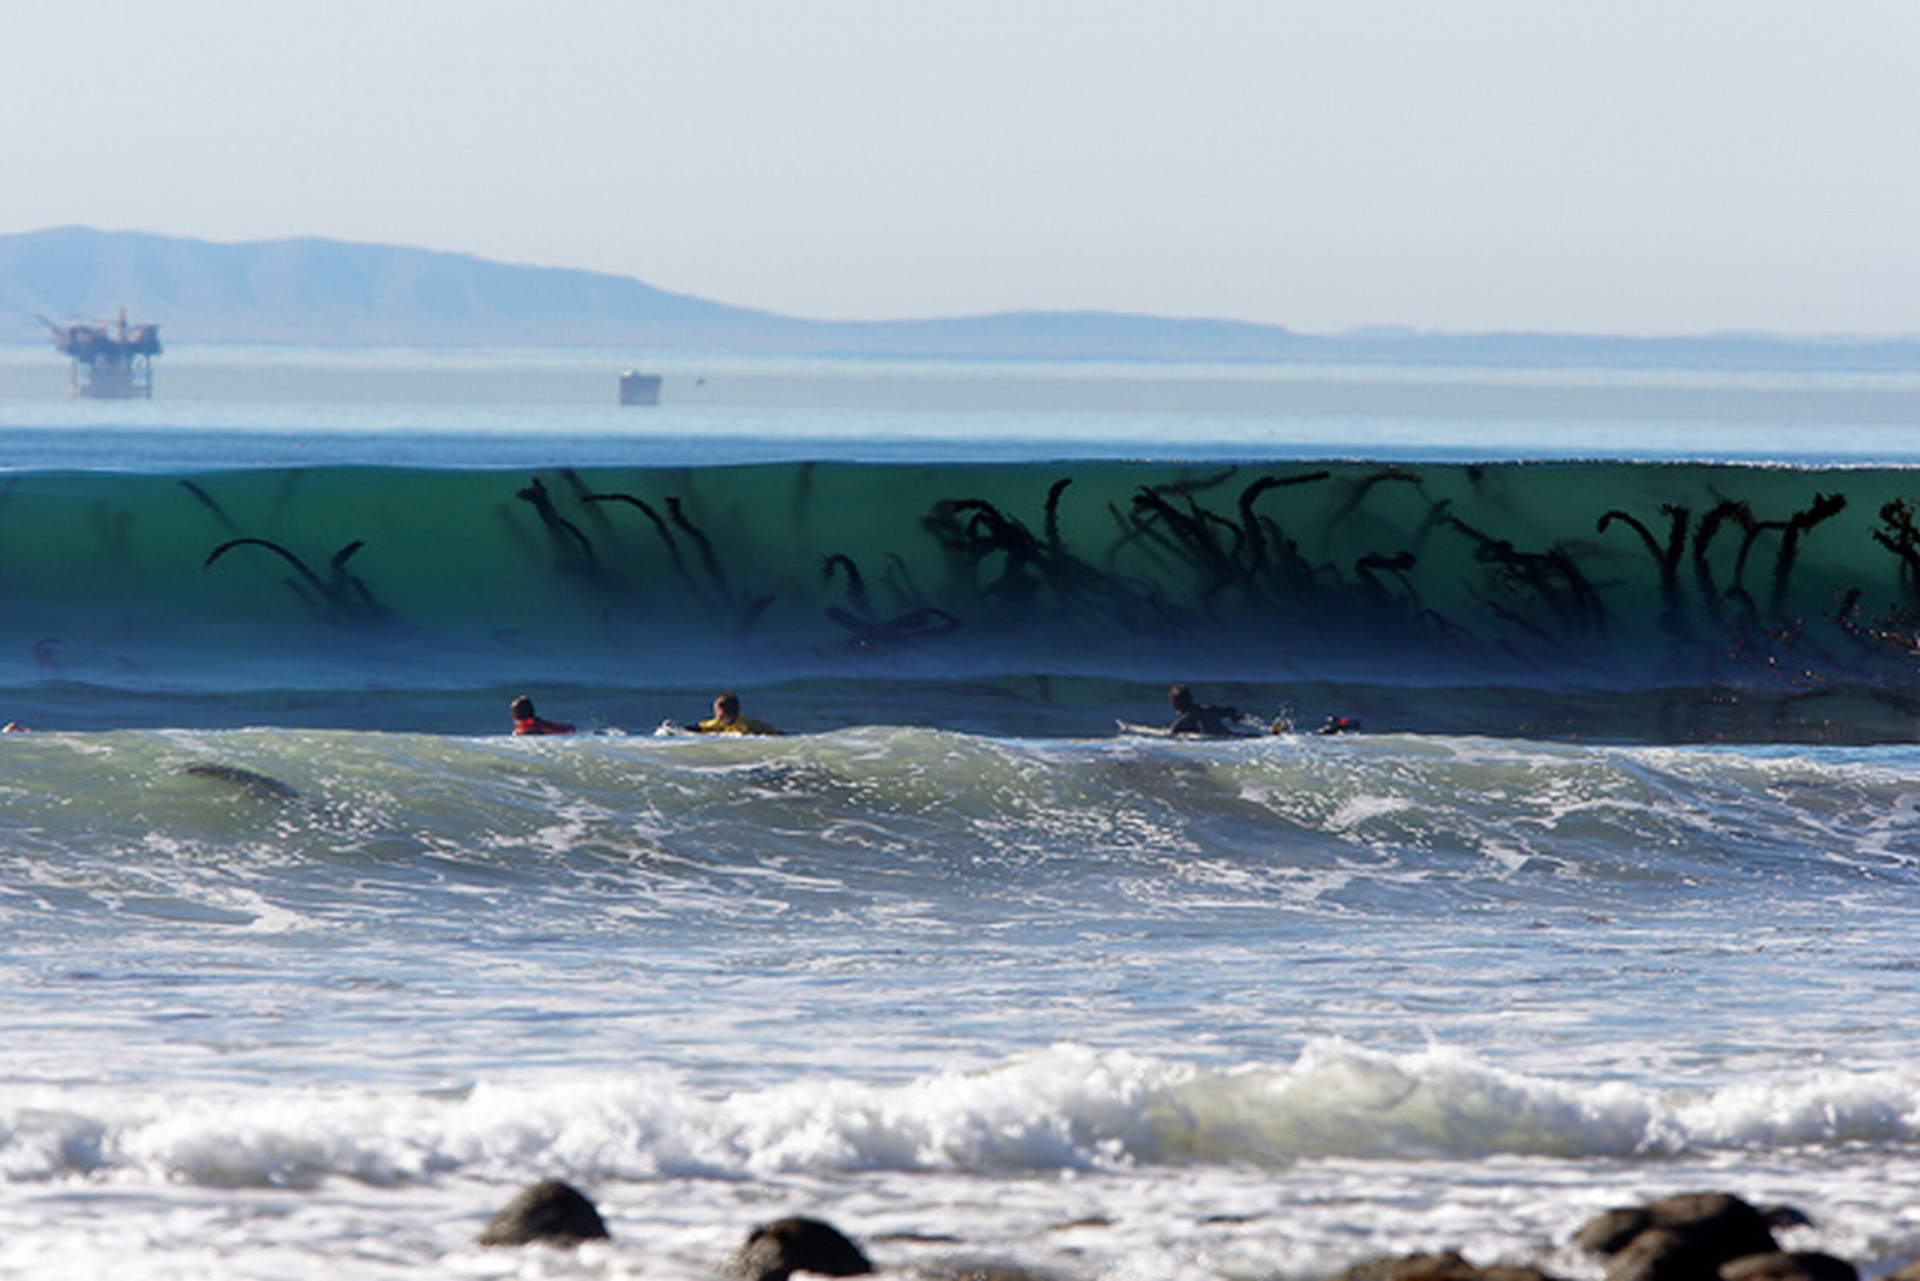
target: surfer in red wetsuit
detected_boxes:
[510,695,575,736]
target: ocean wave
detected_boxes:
[6,1042,1919,1189]
[7,460,1920,736]
[5,728,1919,938]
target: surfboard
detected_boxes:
[1115,718,1276,738]
[182,761,300,799]
[1116,715,1360,738]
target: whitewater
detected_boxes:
[4,349,1920,1280]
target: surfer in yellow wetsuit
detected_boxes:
[692,690,781,735]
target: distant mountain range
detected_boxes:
[4,225,1918,367]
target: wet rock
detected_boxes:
[1325,1250,1564,1281]
[912,1265,1061,1281]
[1574,1193,1781,1272]
[1720,1253,1857,1281]
[1604,1228,1721,1281]
[1576,1209,1660,1258]
[477,1178,610,1247]
[733,1216,874,1281]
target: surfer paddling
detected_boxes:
[510,695,575,736]
[690,690,781,736]
[1166,683,1249,736]
[1162,684,1360,737]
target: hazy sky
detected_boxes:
[3,0,1917,336]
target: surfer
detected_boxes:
[692,690,781,736]
[2,721,31,733]
[510,695,575,736]
[1166,683,1244,736]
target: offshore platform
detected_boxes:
[618,369,661,406]
[38,309,162,399]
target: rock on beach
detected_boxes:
[1331,1191,1870,1281]
[477,1178,611,1247]
[731,1216,875,1281]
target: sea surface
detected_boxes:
[4,348,1920,1279]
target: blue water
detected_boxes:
[3,350,1920,1279]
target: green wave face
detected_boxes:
[4,459,1919,698]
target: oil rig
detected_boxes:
[37,308,162,399]
[618,369,661,406]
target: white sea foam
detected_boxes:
[6,722,1920,1277]
[7,1043,1919,1193]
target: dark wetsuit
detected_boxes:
[1169,703,1241,736]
